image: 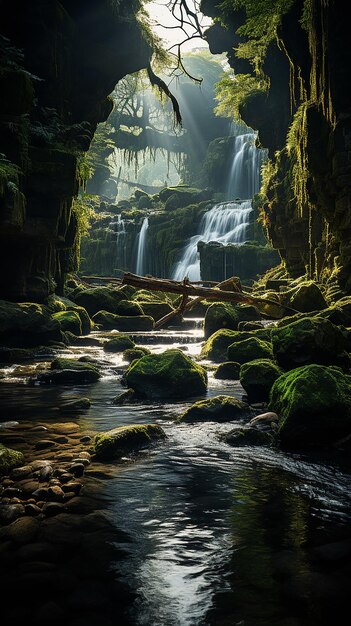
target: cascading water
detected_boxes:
[113,215,126,272]
[135,217,149,276]
[172,131,264,281]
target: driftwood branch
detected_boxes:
[122,272,298,319]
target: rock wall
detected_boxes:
[0,0,151,301]
[201,0,351,290]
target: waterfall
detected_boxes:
[172,131,264,281]
[227,132,263,200]
[114,215,126,272]
[172,201,253,281]
[135,217,149,276]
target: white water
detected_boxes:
[114,215,126,271]
[172,200,253,281]
[172,131,264,281]
[135,217,149,276]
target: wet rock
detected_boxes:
[25,503,41,516]
[214,361,240,380]
[52,435,69,444]
[42,502,66,517]
[80,435,92,443]
[31,459,52,469]
[7,517,40,543]
[201,327,271,362]
[69,463,85,477]
[62,481,82,495]
[122,346,151,363]
[93,311,154,331]
[52,310,82,336]
[2,486,22,498]
[0,420,19,429]
[227,337,273,364]
[178,395,250,423]
[0,300,62,348]
[125,349,207,399]
[94,424,166,461]
[0,503,25,523]
[222,426,274,447]
[240,359,283,402]
[0,443,24,475]
[10,465,33,479]
[72,286,124,316]
[204,302,261,339]
[47,485,65,501]
[30,425,48,432]
[57,472,74,483]
[103,334,135,352]
[269,364,351,447]
[249,411,279,426]
[59,397,91,413]
[35,439,56,450]
[112,388,137,405]
[51,423,79,435]
[78,451,91,460]
[39,465,53,482]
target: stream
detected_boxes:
[1,320,351,626]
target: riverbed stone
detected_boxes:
[52,310,82,336]
[139,301,174,322]
[59,397,91,413]
[204,302,261,339]
[92,311,154,331]
[122,346,151,363]
[240,359,283,402]
[271,317,350,371]
[214,361,241,379]
[178,395,249,422]
[269,364,351,448]
[112,388,137,405]
[7,517,40,543]
[222,426,274,447]
[103,334,135,352]
[0,443,24,475]
[94,424,166,460]
[125,349,207,399]
[115,299,143,317]
[72,286,124,315]
[227,337,273,364]
[0,300,62,347]
[201,327,271,362]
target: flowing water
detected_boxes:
[1,322,351,626]
[113,215,127,272]
[135,217,149,276]
[172,201,253,281]
[227,132,264,200]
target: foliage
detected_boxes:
[215,72,265,121]
[0,153,21,195]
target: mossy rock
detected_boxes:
[271,317,350,371]
[269,365,351,448]
[38,357,101,384]
[139,302,174,322]
[282,281,327,313]
[240,359,283,402]
[238,321,264,331]
[72,287,124,316]
[204,302,261,339]
[46,296,92,335]
[214,361,241,380]
[51,357,99,373]
[227,337,273,364]
[319,297,351,327]
[178,395,249,423]
[52,310,82,336]
[201,328,271,362]
[0,300,62,348]
[132,289,168,304]
[94,424,166,461]
[222,427,274,447]
[103,335,135,353]
[59,398,91,413]
[115,299,143,317]
[92,311,154,331]
[0,347,34,363]
[0,444,24,475]
[123,347,151,363]
[125,349,207,399]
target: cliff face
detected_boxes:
[202,0,351,290]
[0,0,151,301]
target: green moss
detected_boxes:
[0,300,62,348]
[123,347,151,363]
[72,286,124,315]
[94,424,166,461]
[271,317,350,371]
[240,359,283,402]
[227,337,273,364]
[201,327,271,362]
[0,444,24,475]
[204,302,261,339]
[178,395,248,423]
[138,301,174,322]
[115,299,143,317]
[51,357,100,376]
[214,361,241,380]
[92,311,154,331]
[52,310,82,336]
[125,349,207,400]
[269,365,351,447]
[103,335,135,353]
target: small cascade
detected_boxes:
[114,215,126,271]
[227,132,263,200]
[172,200,253,281]
[135,217,149,276]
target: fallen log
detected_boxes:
[122,272,298,321]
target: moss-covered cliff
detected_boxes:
[0,0,151,301]
[202,0,351,290]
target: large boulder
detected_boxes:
[36,357,101,384]
[94,424,166,460]
[0,444,24,475]
[92,311,154,331]
[125,349,207,399]
[52,310,82,336]
[240,359,283,402]
[227,337,273,364]
[139,302,174,322]
[271,317,350,371]
[72,286,124,316]
[201,327,271,362]
[122,347,151,363]
[204,302,260,339]
[115,300,144,317]
[269,365,351,448]
[0,300,62,347]
[47,296,92,334]
[214,361,241,380]
[178,395,249,422]
[282,281,327,313]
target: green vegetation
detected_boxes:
[178,395,248,423]
[227,336,273,363]
[94,424,166,461]
[240,358,282,402]
[0,444,24,475]
[103,334,135,352]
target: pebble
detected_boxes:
[10,465,33,479]
[78,451,91,460]
[30,425,48,432]
[39,465,53,482]
[80,435,92,443]
[69,463,85,477]
[0,503,25,523]
[249,411,279,425]
[3,487,22,498]
[7,517,40,543]
[25,503,41,516]
[35,440,56,450]
[42,502,66,517]
[32,487,50,500]
[51,422,79,435]
[17,480,40,496]
[62,481,82,495]
[72,457,90,466]
[58,472,74,483]
[53,435,69,444]
[47,485,65,501]
[0,421,19,429]
[31,460,52,469]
